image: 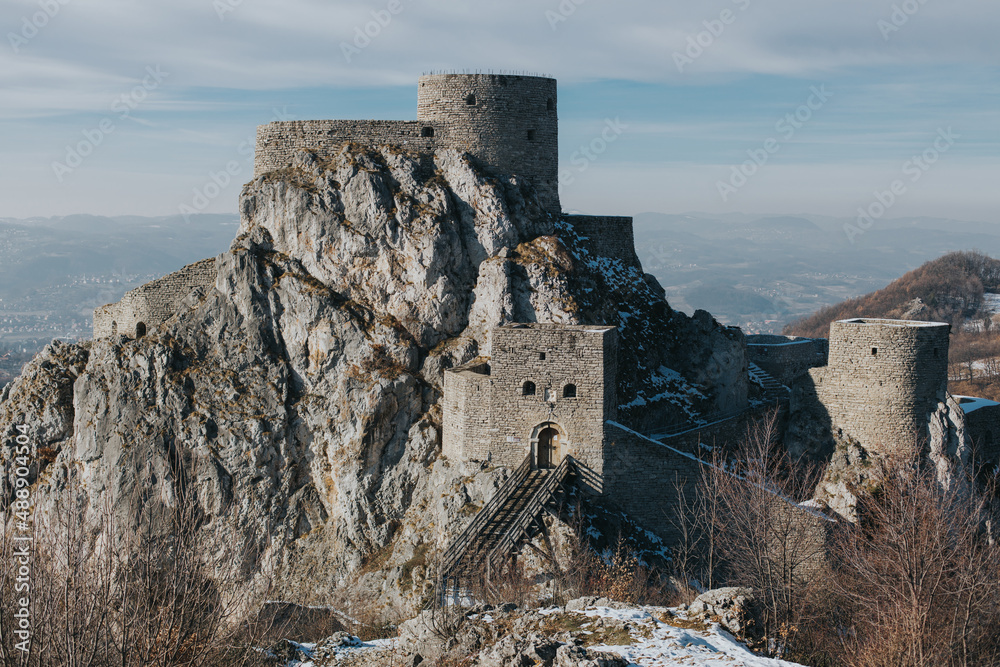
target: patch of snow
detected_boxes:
[956,395,1000,414]
[575,606,807,667]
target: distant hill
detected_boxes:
[784,251,1000,338]
[632,212,1000,335]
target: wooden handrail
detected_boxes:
[438,452,533,581]
[484,455,572,579]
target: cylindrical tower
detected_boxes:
[417,73,559,215]
[821,318,951,454]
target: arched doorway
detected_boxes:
[532,422,565,469]
[135,322,146,338]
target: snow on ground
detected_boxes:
[580,606,808,667]
[285,603,807,667]
[285,637,396,667]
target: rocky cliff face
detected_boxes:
[0,146,745,610]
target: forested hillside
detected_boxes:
[785,251,1000,338]
[786,251,1000,400]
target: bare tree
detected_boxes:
[1,453,278,667]
[833,454,1000,667]
[694,411,830,655]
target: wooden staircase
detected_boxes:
[437,454,572,601]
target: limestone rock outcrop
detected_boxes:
[0,145,746,608]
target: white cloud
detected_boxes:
[1,0,997,218]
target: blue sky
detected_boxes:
[1,0,997,222]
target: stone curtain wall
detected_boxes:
[564,216,640,269]
[663,401,784,455]
[811,318,950,455]
[93,258,217,339]
[255,74,560,214]
[601,421,702,544]
[254,121,435,175]
[441,324,616,485]
[603,421,833,573]
[961,402,1000,472]
[747,335,829,384]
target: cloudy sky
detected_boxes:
[1,0,997,222]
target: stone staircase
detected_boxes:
[437,454,572,601]
[748,361,789,401]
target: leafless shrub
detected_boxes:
[0,456,279,667]
[685,411,830,656]
[832,454,1000,667]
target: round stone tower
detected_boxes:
[417,73,559,214]
[820,318,951,454]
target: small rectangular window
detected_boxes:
[540,352,546,360]
[872,347,878,356]
[527,129,537,141]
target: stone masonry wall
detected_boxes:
[961,401,1000,472]
[93,258,217,339]
[565,215,640,269]
[442,324,616,491]
[747,335,828,385]
[417,74,559,215]
[602,421,833,570]
[255,121,435,175]
[442,361,492,462]
[601,421,701,544]
[255,74,560,215]
[812,318,950,455]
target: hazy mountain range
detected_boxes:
[1,211,998,361]
[632,212,1000,333]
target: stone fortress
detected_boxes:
[753,319,1000,470]
[255,73,561,215]
[443,324,618,488]
[94,74,638,339]
[92,73,1000,538]
[811,318,951,455]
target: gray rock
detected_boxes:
[473,633,559,667]
[689,587,759,636]
[555,644,628,667]
[0,144,748,615]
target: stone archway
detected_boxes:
[136,322,146,338]
[531,422,566,469]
